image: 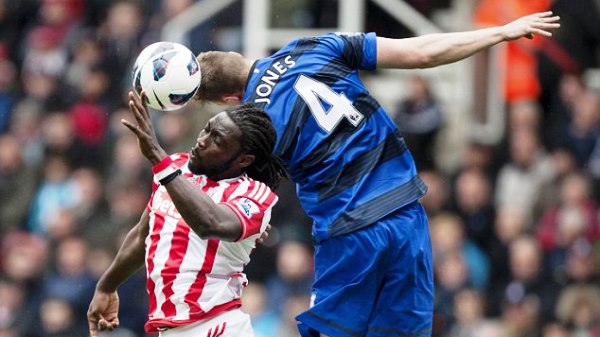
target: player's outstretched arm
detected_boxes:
[87,210,149,337]
[376,11,560,69]
[123,91,244,242]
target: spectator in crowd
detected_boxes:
[487,206,528,285]
[418,169,450,218]
[67,64,111,168]
[537,0,600,143]
[491,235,559,322]
[495,128,555,222]
[0,43,16,133]
[31,297,87,337]
[461,139,497,180]
[448,288,488,337]
[0,133,37,233]
[542,73,589,149]
[500,293,542,337]
[265,240,313,315]
[451,167,496,250]
[21,26,67,80]
[508,99,543,134]
[42,236,96,319]
[541,321,570,337]
[0,231,48,334]
[494,99,544,173]
[27,155,77,235]
[434,250,471,330]
[560,89,600,168]
[68,168,111,247]
[0,277,26,333]
[241,282,279,337]
[63,33,104,92]
[97,0,144,97]
[537,148,577,212]
[473,0,552,103]
[554,284,600,336]
[393,74,445,170]
[560,238,599,286]
[535,171,600,278]
[429,212,490,291]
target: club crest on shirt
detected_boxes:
[235,198,259,218]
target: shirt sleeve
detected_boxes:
[319,32,377,71]
[221,180,279,241]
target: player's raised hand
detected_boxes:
[87,290,120,337]
[122,91,168,165]
[502,11,560,41]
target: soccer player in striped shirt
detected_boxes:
[193,12,559,337]
[87,92,288,337]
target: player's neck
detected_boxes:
[241,58,257,94]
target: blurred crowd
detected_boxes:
[0,1,599,337]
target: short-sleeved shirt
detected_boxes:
[144,153,278,332]
[243,32,427,242]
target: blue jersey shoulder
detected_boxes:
[243,32,426,241]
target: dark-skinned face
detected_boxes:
[188,111,249,181]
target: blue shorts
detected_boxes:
[296,201,433,337]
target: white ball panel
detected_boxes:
[131,41,201,111]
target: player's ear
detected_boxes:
[238,153,256,169]
[222,94,243,106]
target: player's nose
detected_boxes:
[196,134,208,148]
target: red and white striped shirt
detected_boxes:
[143,153,278,332]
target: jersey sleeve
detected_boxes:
[221,180,279,241]
[319,32,377,71]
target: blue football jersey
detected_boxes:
[243,32,427,241]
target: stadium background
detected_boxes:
[0,0,600,336]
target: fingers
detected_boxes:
[130,91,151,120]
[98,317,120,331]
[88,312,99,337]
[87,310,119,337]
[121,119,143,136]
[126,91,154,135]
[257,224,272,244]
[531,28,553,37]
[534,20,560,31]
[535,11,554,18]
[523,13,559,39]
[128,94,148,127]
[541,15,560,23]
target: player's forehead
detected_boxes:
[206,111,240,136]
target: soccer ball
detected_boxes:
[132,41,201,111]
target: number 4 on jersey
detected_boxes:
[294,74,364,133]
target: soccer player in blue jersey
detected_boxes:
[194,11,560,337]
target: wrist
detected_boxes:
[152,156,183,185]
[496,26,511,42]
[159,169,182,185]
[96,278,118,293]
[152,156,174,174]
